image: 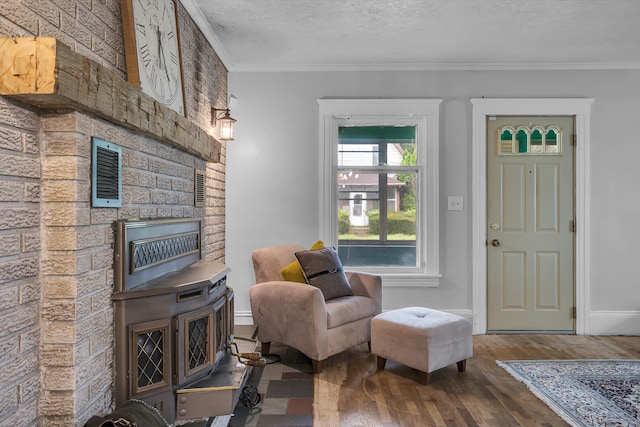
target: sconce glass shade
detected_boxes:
[212,108,236,141]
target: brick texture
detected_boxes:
[0,1,228,426]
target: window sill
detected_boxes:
[381,273,441,288]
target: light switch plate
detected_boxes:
[448,196,463,211]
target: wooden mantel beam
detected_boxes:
[0,37,221,162]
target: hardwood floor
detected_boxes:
[234,326,639,426]
[312,334,639,427]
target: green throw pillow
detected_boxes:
[280,240,325,282]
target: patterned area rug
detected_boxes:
[498,360,640,427]
[229,342,314,427]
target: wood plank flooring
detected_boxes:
[312,334,640,427]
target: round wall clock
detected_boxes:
[122,0,186,116]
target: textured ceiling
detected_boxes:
[183,0,640,71]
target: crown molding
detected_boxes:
[229,61,640,73]
[179,0,233,71]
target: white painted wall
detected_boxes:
[226,69,640,335]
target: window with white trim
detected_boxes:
[318,99,442,285]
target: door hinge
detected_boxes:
[572,134,576,146]
[571,306,577,319]
[570,219,576,232]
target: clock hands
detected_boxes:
[156,3,172,83]
[159,41,171,83]
[156,25,162,65]
[156,19,171,83]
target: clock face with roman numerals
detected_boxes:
[123,0,185,115]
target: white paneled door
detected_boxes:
[487,116,575,332]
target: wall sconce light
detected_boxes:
[211,108,236,141]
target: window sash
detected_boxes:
[318,99,442,282]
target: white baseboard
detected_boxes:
[468,310,640,335]
[234,310,254,326]
[234,309,475,326]
[235,309,640,335]
[588,310,640,335]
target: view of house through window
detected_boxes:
[337,126,418,267]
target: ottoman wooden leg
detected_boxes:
[420,371,432,385]
[457,359,467,372]
[376,356,386,371]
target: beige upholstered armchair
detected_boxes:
[250,244,382,373]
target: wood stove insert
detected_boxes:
[112,218,255,424]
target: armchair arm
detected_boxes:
[249,281,328,360]
[346,271,382,315]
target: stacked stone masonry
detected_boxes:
[0,1,228,426]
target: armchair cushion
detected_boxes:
[295,247,353,301]
[326,295,378,328]
[280,240,325,282]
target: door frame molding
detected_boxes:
[471,98,594,335]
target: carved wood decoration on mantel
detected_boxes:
[0,37,221,162]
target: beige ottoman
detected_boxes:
[371,307,473,385]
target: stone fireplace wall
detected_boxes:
[0,2,228,426]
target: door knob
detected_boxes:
[491,239,501,247]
